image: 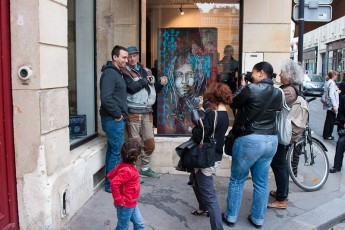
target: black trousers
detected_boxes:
[191,170,224,230]
[323,110,336,138]
[270,144,289,201]
[333,135,345,170]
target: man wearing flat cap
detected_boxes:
[122,46,167,180]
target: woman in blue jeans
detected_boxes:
[222,62,282,229]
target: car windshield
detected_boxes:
[308,74,323,82]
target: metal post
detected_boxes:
[298,0,304,64]
[298,0,305,93]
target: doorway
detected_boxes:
[0,1,19,229]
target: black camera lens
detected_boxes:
[243,72,252,82]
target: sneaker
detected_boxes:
[139,176,144,184]
[247,215,262,229]
[329,167,341,173]
[267,200,287,209]
[140,168,160,179]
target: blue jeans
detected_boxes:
[115,206,145,230]
[101,117,125,191]
[225,134,278,226]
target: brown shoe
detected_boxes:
[267,200,287,209]
[269,190,277,198]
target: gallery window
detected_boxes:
[146,1,240,135]
[68,0,96,145]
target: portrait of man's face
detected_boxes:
[174,63,195,97]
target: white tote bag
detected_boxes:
[276,88,292,145]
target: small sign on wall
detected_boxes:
[69,115,87,138]
[244,53,264,73]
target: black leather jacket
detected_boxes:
[232,79,282,136]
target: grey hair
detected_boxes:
[280,60,304,84]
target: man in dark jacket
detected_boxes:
[99,45,129,193]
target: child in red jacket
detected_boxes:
[107,138,145,230]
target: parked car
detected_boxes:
[302,74,324,96]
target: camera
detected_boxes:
[18,65,33,81]
[147,76,155,84]
[242,72,252,82]
[193,97,200,107]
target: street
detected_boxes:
[307,96,345,229]
[63,95,345,230]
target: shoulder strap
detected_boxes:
[292,85,303,98]
[199,110,218,144]
[278,88,290,111]
[211,111,218,138]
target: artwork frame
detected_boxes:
[157,27,218,135]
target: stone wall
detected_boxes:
[243,0,292,72]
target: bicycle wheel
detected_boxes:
[287,137,329,191]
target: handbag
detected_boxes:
[175,138,196,172]
[276,88,292,145]
[321,82,331,107]
[176,111,218,169]
[224,130,237,156]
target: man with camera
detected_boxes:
[122,46,167,180]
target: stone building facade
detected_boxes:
[1,0,292,229]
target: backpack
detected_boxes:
[276,88,292,145]
[290,86,309,142]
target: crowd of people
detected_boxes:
[99,44,344,229]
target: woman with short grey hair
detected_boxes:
[280,59,304,85]
[268,60,304,209]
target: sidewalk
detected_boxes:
[63,133,345,230]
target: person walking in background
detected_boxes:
[338,72,345,96]
[190,82,232,230]
[100,45,129,193]
[323,70,339,140]
[223,62,282,229]
[123,46,167,180]
[107,138,145,230]
[268,60,304,209]
[329,93,345,173]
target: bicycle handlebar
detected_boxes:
[306,97,317,103]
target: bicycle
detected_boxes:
[286,97,330,192]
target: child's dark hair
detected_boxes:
[120,138,141,164]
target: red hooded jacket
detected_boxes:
[107,162,140,208]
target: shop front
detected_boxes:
[327,39,345,81]
[7,0,292,229]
